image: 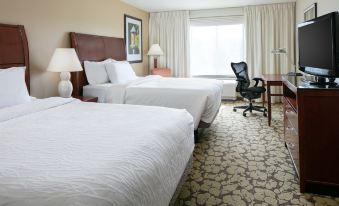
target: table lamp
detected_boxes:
[47,48,83,98]
[147,44,164,68]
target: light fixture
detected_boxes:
[47,48,83,98]
[147,44,164,68]
[271,48,296,72]
[271,48,287,54]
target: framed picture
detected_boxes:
[124,14,143,63]
[304,3,317,21]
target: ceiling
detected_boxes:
[120,0,296,12]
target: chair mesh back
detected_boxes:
[231,62,250,92]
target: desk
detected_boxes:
[262,74,283,126]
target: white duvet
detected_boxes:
[0,97,194,206]
[84,76,223,129]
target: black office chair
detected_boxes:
[231,62,267,117]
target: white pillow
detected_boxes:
[84,59,115,85]
[105,61,137,84]
[0,67,31,108]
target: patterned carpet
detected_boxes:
[175,101,339,206]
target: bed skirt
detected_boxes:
[169,154,193,206]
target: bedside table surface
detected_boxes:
[73,96,98,102]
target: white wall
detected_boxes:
[296,0,339,24]
[296,0,339,82]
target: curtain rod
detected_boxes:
[190,15,244,20]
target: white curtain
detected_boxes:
[149,11,190,77]
[245,2,296,102]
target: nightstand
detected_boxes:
[73,96,98,102]
[151,68,171,77]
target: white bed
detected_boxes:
[84,75,223,129]
[70,32,223,131]
[0,97,194,206]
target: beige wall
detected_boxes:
[0,0,149,98]
[296,0,339,24]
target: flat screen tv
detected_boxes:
[298,12,339,84]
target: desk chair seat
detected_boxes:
[231,62,267,117]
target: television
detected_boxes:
[298,12,339,85]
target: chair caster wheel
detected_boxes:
[243,113,247,117]
[233,108,237,112]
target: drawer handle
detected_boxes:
[286,108,294,114]
[287,142,295,148]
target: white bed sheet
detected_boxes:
[84,76,223,129]
[0,97,194,206]
[83,83,116,103]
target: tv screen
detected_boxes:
[298,12,339,77]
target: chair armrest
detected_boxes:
[253,77,264,87]
[236,77,246,82]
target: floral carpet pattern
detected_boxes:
[175,101,339,206]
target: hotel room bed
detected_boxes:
[70,32,222,131]
[83,75,222,129]
[0,97,194,206]
[0,23,194,206]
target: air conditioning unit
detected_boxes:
[220,79,237,100]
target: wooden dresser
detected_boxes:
[282,76,339,196]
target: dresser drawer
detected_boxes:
[284,100,298,132]
[285,120,300,175]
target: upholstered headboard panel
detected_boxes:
[0,23,30,91]
[70,32,126,96]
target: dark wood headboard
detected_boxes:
[0,23,30,91]
[70,32,126,96]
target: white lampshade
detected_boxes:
[147,44,164,56]
[47,48,83,72]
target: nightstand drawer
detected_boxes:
[151,68,171,77]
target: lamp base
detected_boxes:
[154,57,158,68]
[58,72,73,98]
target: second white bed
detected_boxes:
[84,75,223,129]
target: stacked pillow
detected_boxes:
[84,59,115,85]
[84,59,137,85]
[0,67,31,108]
[105,61,137,84]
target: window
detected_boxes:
[190,24,244,77]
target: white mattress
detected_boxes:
[84,76,223,129]
[0,97,194,206]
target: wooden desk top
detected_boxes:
[262,74,283,82]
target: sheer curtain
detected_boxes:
[149,11,190,77]
[189,8,244,77]
[245,2,296,102]
[190,23,244,77]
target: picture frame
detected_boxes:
[124,14,143,63]
[304,3,317,21]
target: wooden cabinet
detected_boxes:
[283,76,339,196]
[151,68,171,77]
